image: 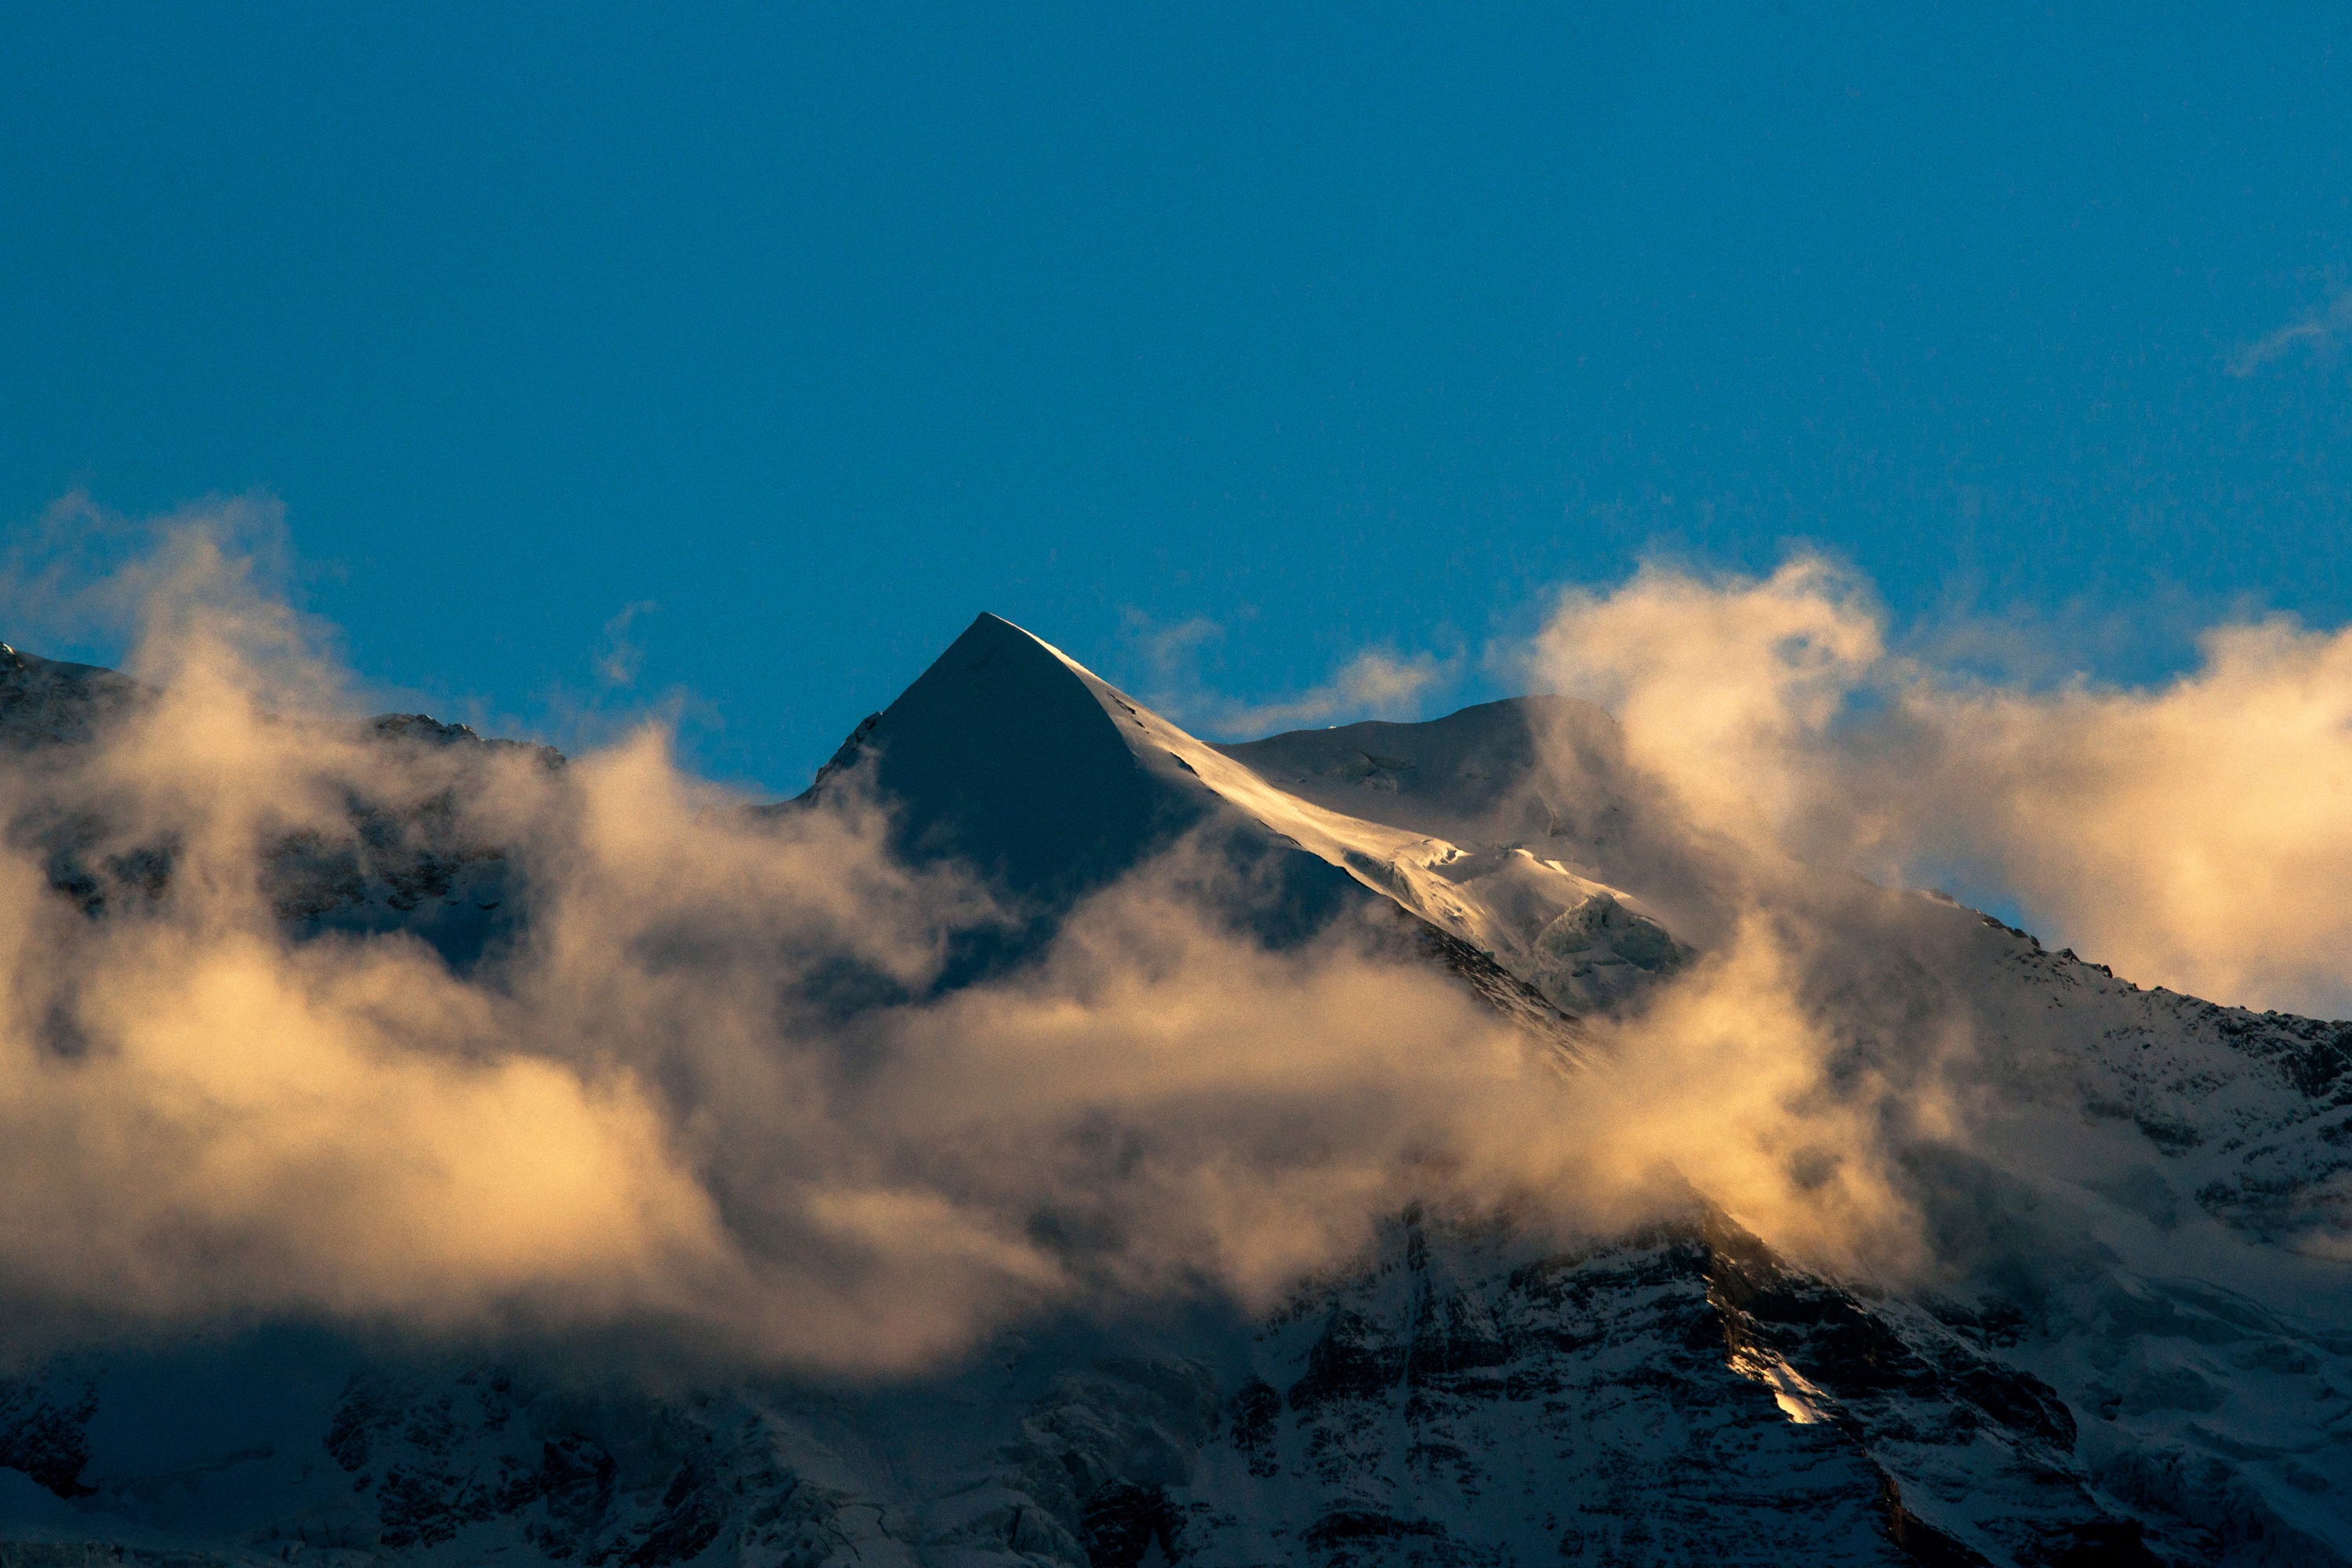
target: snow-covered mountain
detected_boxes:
[805,615,1670,1025]
[3,616,2352,1567]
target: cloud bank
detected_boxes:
[1530,557,2352,1017]
[0,511,1940,1375]
[15,511,2346,1379]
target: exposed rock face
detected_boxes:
[0,1372,96,1501]
[317,1369,813,1565]
[0,653,554,967]
[10,1204,2333,1566]
[0,645,140,749]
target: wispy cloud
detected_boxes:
[1219,648,1456,732]
[1120,612,1459,737]
[2227,289,2352,376]
[597,600,660,687]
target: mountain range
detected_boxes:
[2,614,2350,1568]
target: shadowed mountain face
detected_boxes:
[2,618,2352,1566]
[1218,697,1580,846]
[803,614,1555,987]
[822,614,1191,910]
[870,620,1682,1024]
[0,644,140,747]
[1,648,551,972]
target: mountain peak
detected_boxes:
[817,612,1192,909]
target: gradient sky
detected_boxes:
[5,3,2351,791]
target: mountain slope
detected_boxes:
[812,616,1675,1017]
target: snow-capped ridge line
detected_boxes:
[920,615,1670,1014]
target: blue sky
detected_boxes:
[5,3,2351,790]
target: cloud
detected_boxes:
[1120,613,1458,737]
[595,600,659,687]
[1532,557,1882,848]
[1211,648,1457,734]
[2227,290,2352,376]
[1529,557,2352,1016]
[848,840,1929,1308]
